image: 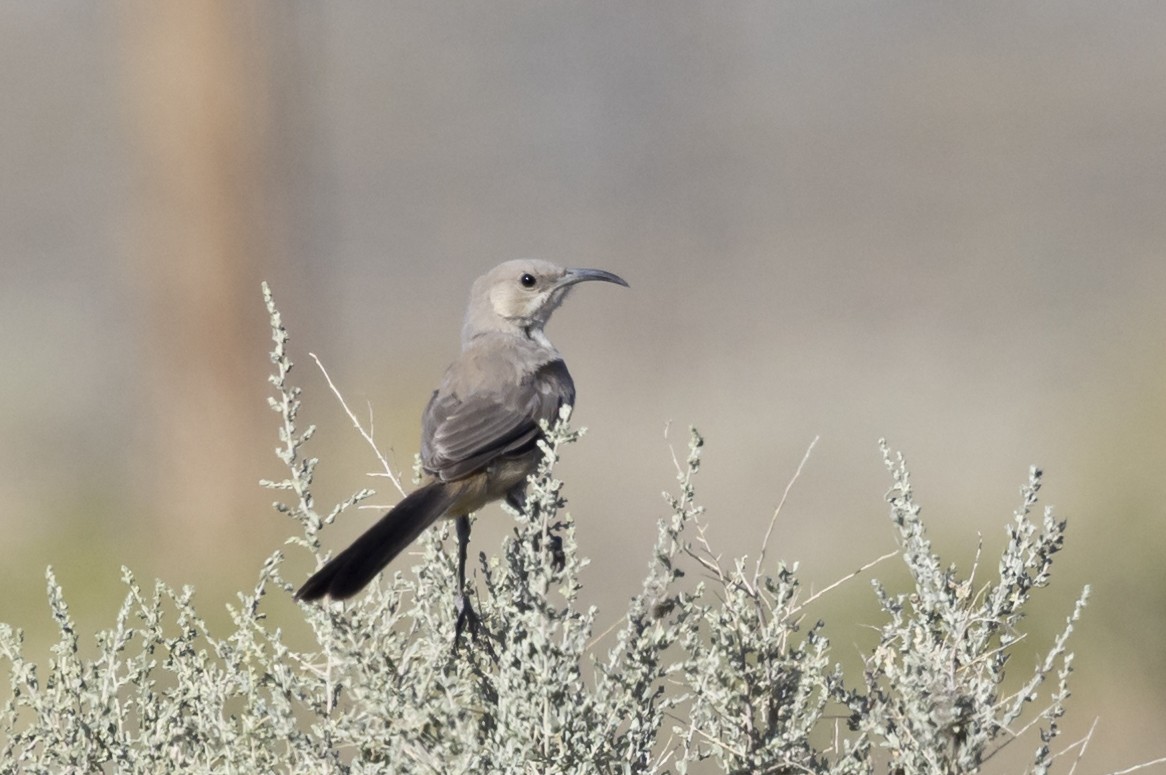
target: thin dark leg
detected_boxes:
[453,515,481,645]
[456,515,471,589]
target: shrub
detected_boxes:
[0,284,1155,774]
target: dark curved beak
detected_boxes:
[558,268,630,289]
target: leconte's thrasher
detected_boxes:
[295,259,627,636]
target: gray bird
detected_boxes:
[295,259,627,636]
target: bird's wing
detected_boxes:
[421,359,574,482]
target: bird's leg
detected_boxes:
[453,514,482,646]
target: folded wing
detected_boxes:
[421,359,574,481]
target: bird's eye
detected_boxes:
[520,273,537,288]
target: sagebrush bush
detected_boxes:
[1,284,1154,774]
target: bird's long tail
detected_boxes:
[295,481,459,601]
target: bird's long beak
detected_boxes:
[558,267,630,289]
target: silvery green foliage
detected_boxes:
[834,444,1088,774]
[0,283,1129,774]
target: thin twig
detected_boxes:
[1100,755,1166,773]
[586,614,628,652]
[310,352,407,497]
[796,550,899,612]
[753,436,818,588]
[1066,716,1098,775]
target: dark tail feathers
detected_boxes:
[295,482,458,602]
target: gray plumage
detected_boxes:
[295,259,627,606]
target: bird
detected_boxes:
[295,259,627,638]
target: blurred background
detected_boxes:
[2,1,1164,768]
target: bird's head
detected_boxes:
[463,259,628,345]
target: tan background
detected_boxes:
[2,2,1164,768]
